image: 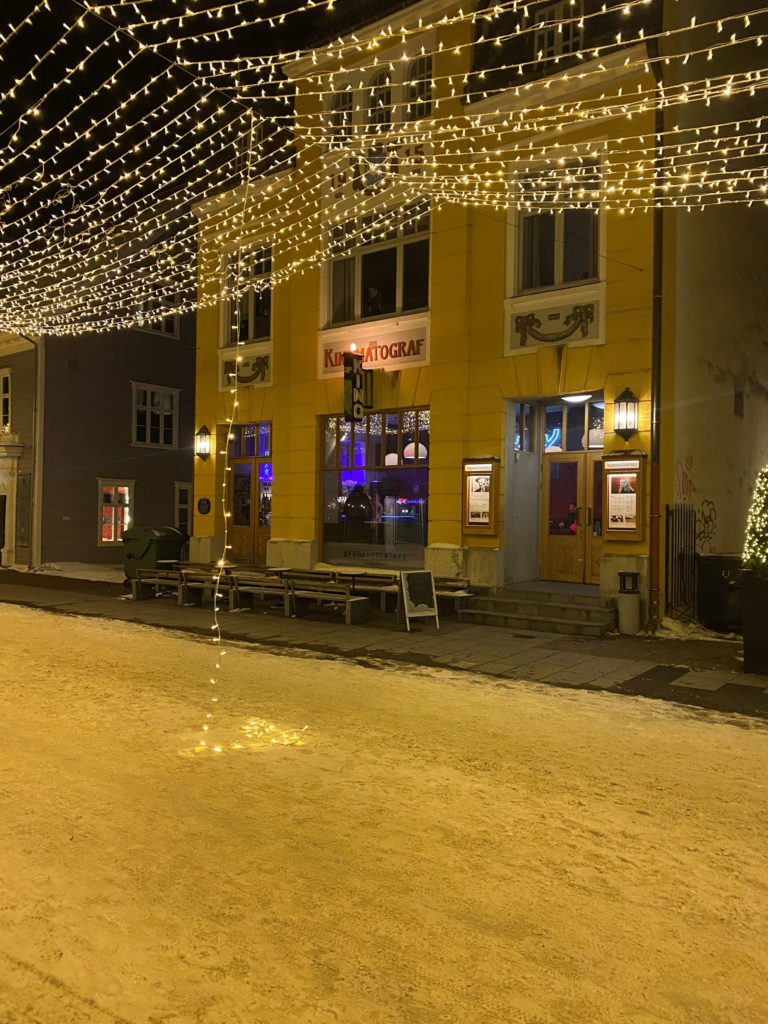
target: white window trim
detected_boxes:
[97,478,135,547]
[509,159,604,298]
[0,369,10,434]
[533,0,584,60]
[323,31,436,142]
[174,481,192,535]
[135,294,181,338]
[325,207,431,328]
[131,381,180,449]
[219,238,273,349]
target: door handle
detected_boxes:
[586,507,593,527]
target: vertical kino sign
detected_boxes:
[320,325,429,379]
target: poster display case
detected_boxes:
[602,453,646,541]
[462,458,500,535]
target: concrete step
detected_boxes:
[458,607,614,637]
[471,596,613,624]
[493,588,603,608]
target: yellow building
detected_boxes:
[191,0,679,627]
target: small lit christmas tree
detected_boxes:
[743,464,768,577]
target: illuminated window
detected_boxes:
[98,479,133,545]
[0,370,10,432]
[328,203,430,326]
[132,383,179,448]
[323,409,430,568]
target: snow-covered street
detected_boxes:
[1,604,767,1024]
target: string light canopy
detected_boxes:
[0,0,766,337]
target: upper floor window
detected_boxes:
[329,204,430,326]
[405,56,432,120]
[1,370,10,433]
[330,90,354,147]
[227,245,272,346]
[519,164,599,292]
[132,383,179,448]
[367,70,392,135]
[137,292,179,336]
[534,0,583,61]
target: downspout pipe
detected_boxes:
[647,36,664,630]
[18,332,44,568]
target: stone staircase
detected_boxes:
[458,583,617,637]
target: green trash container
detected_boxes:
[122,526,188,582]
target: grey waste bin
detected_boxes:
[617,571,641,635]
[122,526,187,581]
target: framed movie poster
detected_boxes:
[462,458,500,535]
[602,454,646,540]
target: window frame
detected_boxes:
[97,478,134,547]
[136,292,180,337]
[174,481,192,536]
[366,69,393,136]
[405,55,433,121]
[131,382,180,449]
[329,89,354,147]
[0,369,10,433]
[517,162,600,295]
[327,205,430,327]
[223,242,272,348]
[533,0,584,61]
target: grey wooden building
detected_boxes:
[0,317,195,569]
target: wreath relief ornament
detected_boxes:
[515,303,595,347]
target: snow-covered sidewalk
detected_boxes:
[1,604,767,1024]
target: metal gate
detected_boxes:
[665,503,696,619]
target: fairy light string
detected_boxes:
[0,2,766,336]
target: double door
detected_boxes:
[228,457,272,564]
[541,452,603,584]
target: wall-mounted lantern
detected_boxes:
[613,387,639,442]
[194,425,211,460]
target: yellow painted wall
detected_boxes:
[192,10,658,577]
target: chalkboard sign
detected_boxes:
[400,570,439,632]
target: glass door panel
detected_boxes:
[229,460,254,563]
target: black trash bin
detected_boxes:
[696,554,742,631]
[122,526,188,583]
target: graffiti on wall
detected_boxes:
[695,498,718,553]
[673,454,696,503]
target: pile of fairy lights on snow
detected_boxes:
[0,0,766,337]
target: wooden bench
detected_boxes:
[433,576,473,613]
[132,567,182,602]
[284,571,372,626]
[351,571,401,612]
[179,567,231,607]
[229,569,289,613]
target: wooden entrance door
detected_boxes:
[228,458,272,564]
[541,452,602,584]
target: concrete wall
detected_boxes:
[662,0,768,556]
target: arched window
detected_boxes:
[329,90,353,147]
[405,55,432,120]
[367,70,392,134]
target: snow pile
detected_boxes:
[16,561,125,583]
